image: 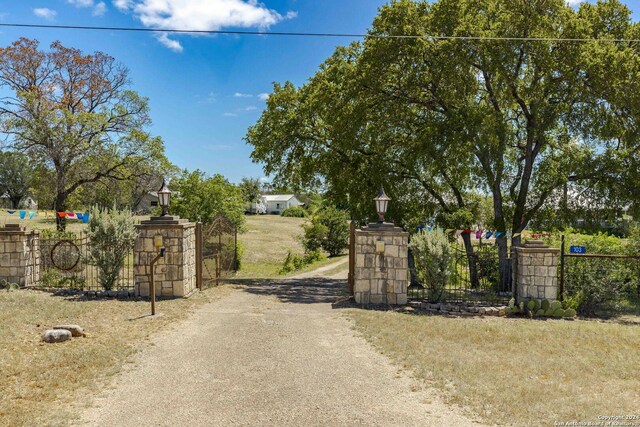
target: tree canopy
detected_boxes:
[0,38,167,229]
[247,0,640,244]
[0,150,34,209]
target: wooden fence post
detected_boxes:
[348,220,356,295]
[196,222,203,290]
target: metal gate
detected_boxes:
[196,214,238,288]
[37,231,134,290]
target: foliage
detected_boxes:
[170,169,245,230]
[279,250,324,275]
[543,230,628,255]
[0,280,19,290]
[246,0,640,278]
[303,206,349,257]
[0,151,34,209]
[409,230,453,303]
[0,38,167,230]
[239,177,262,204]
[86,206,138,290]
[281,206,308,218]
[506,298,576,318]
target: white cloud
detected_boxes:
[114,0,297,51]
[223,112,238,117]
[113,0,132,10]
[245,106,257,111]
[234,92,252,98]
[93,2,107,16]
[156,33,183,52]
[566,0,584,4]
[258,93,269,101]
[259,177,270,183]
[67,0,108,16]
[33,8,57,21]
[68,0,94,6]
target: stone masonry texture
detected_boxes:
[134,222,197,298]
[515,240,560,302]
[0,226,40,287]
[354,226,409,305]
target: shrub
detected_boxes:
[281,206,307,218]
[86,206,138,290]
[304,206,349,257]
[409,229,453,303]
[279,250,323,274]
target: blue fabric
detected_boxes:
[19,211,26,219]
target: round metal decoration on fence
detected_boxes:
[50,240,82,271]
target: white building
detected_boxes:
[252,194,303,214]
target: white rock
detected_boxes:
[54,325,84,337]
[42,329,72,343]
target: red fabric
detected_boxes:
[57,212,67,218]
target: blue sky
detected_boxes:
[0,0,389,184]
[0,0,639,184]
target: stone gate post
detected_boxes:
[354,223,409,305]
[0,224,40,287]
[134,216,197,298]
[514,240,560,302]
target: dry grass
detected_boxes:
[237,215,305,278]
[0,287,231,427]
[0,212,149,234]
[348,310,640,427]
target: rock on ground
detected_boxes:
[54,325,84,337]
[42,329,72,343]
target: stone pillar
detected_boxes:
[515,240,560,302]
[134,216,197,298]
[0,224,40,287]
[354,224,409,305]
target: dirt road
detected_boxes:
[77,268,484,426]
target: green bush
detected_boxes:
[279,250,324,274]
[303,206,349,257]
[281,206,308,218]
[409,229,453,303]
[86,206,138,291]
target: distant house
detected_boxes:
[0,193,37,210]
[135,192,159,214]
[251,194,303,215]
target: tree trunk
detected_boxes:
[54,193,67,232]
[10,197,21,209]
[461,232,479,289]
[496,235,510,293]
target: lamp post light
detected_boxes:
[374,185,391,223]
[157,179,171,217]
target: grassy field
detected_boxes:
[236,215,345,278]
[348,310,640,427]
[0,287,231,427]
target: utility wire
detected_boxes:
[0,22,639,43]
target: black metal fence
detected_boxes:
[37,232,135,291]
[560,237,640,316]
[409,241,512,305]
[199,214,238,288]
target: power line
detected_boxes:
[0,22,639,43]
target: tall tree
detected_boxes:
[0,38,165,230]
[0,150,34,208]
[247,0,640,283]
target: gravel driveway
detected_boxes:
[76,267,485,426]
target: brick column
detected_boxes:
[354,224,409,305]
[134,216,197,298]
[515,240,560,302]
[0,224,40,287]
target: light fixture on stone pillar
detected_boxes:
[374,185,391,223]
[158,179,171,217]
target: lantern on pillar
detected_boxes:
[374,186,391,223]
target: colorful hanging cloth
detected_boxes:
[485,231,494,239]
[19,211,26,219]
[494,231,503,238]
[28,211,36,220]
[66,212,76,218]
[6,210,16,215]
[81,213,90,223]
[475,230,483,239]
[57,212,67,218]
